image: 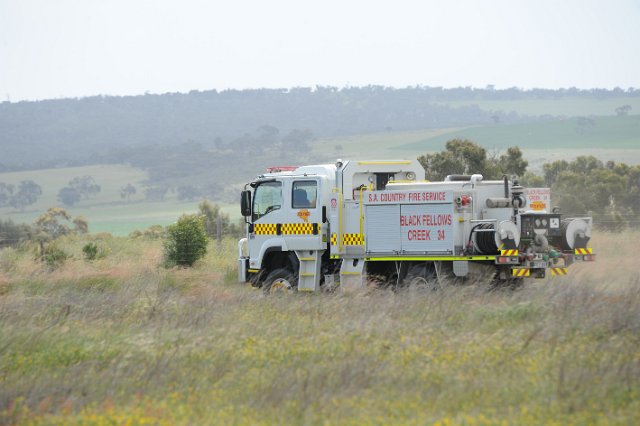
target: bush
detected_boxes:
[41,243,69,269]
[82,242,108,261]
[82,242,98,260]
[129,225,167,240]
[0,219,32,249]
[163,215,208,267]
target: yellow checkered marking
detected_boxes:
[343,233,364,246]
[500,249,519,256]
[512,268,530,277]
[551,267,568,276]
[574,247,593,255]
[254,223,277,235]
[330,233,337,245]
[281,223,314,235]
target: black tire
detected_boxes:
[403,274,440,291]
[400,262,439,291]
[490,270,524,290]
[262,268,297,295]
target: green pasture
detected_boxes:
[397,115,640,152]
[437,97,640,117]
[312,115,640,168]
[0,165,237,236]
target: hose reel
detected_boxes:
[561,218,591,250]
[473,221,520,255]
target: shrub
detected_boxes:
[129,225,167,240]
[82,242,98,260]
[42,243,69,269]
[163,215,208,267]
[0,219,32,249]
[82,242,107,261]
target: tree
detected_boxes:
[144,185,169,201]
[615,105,632,116]
[199,199,240,239]
[69,176,101,199]
[520,171,544,187]
[257,125,280,144]
[281,129,314,154]
[418,139,506,181]
[547,157,631,229]
[34,207,88,240]
[542,160,569,186]
[57,176,100,206]
[575,116,595,135]
[444,139,487,174]
[623,165,640,216]
[177,185,202,201]
[497,147,528,177]
[73,216,89,234]
[0,219,32,248]
[0,183,15,207]
[418,150,465,181]
[120,183,137,201]
[569,156,602,174]
[552,168,625,214]
[57,187,81,206]
[9,180,42,211]
[163,214,208,267]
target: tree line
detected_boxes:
[9,85,630,172]
[420,139,640,229]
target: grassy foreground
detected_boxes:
[0,233,639,425]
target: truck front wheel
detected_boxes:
[262,268,297,295]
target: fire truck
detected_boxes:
[238,159,594,292]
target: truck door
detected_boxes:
[248,180,285,269]
[285,179,324,250]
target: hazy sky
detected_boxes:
[1,0,640,101]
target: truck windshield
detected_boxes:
[252,181,282,221]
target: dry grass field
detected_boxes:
[0,231,638,425]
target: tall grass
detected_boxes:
[0,232,639,425]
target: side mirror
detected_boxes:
[240,190,251,217]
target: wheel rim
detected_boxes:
[268,278,293,293]
[408,276,429,287]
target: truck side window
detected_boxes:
[252,181,282,221]
[292,181,317,209]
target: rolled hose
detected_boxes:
[475,223,499,254]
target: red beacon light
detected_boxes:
[266,166,298,173]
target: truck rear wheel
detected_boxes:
[491,270,524,290]
[263,268,297,295]
[401,262,439,291]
